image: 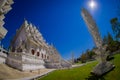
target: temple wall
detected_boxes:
[14,28,27,48]
[22,53,44,64]
[0,47,7,63]
[22,54,45,71]
[22,64,45,71]
[45,63,61,69]
[8,52,22,60]
[7,52,45,71]
[7,57,22,70]
[59,59,72,68]
[0,57,6,63]
[6,52,22,70]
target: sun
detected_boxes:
[89,0,96,9]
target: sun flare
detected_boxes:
[89,0,96,9]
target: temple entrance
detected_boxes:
[31,49,35,55]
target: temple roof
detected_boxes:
[23,20,48,48]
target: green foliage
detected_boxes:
[110,18,120,40]
[81,49,96,63]
[81,53,87,63]
[103,32,120,52]
[103,35,108,45]
[107,40,120,52]
[74,49,96,64]
[103,32,113,45]
[75,61,82,64]
[107,32,114,44]
[87,50,96,59]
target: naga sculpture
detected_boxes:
[81,8,115,76]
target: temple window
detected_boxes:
[31,49,35,55]
[17,48,22,52]
[12,48,15,52]
[37,52,40,56]
[45,55,46,59]
[42,53,43,58]
[47,56,49,59]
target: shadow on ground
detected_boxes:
[85,74,105,80]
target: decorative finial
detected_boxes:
[24,18,28,27]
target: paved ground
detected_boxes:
[72,61,95,68]
[0,61,95,80]
[0,64,55,80]
[15,69,56,80]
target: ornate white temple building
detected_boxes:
[7,20,71,71]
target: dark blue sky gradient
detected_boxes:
[2,0,118,59]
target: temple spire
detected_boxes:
[23,18,28,27]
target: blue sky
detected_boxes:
[2,0,118,60]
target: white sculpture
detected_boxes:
[0,0,14,39]
[81,8,115,76]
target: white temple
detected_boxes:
[6,20,71,71]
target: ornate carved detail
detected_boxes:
[0,0,14,39]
